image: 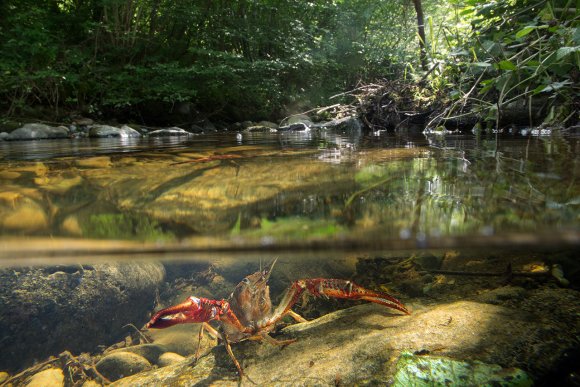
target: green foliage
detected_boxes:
[425,0,579,127]
[0,0,427,121]
[0,0,575,126]
[83,213,175,241]
[242,216,344,239]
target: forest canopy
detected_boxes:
[0,0,578,126]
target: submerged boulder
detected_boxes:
[0,262,165,373]
[7,123,70,140]
[111,293,579,386]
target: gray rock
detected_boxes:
[148,128,193,137]
[200,120,217,132]
[96,352,151,382]
[319,116,363,134]
[188,125,205,134]
[256,121,278,129]
[240,121,254,129]
[7,123,69,140]
[278,123,310,132]
[88,125,141,138]
[284,114,313,127]
[0,263,165,372]
[243,125,278,133]
[0,132,9,141]
[72,117,94,126]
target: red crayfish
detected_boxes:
[146,259,410,378]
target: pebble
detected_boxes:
[26,368,64,387]
[96,352,151,382]
[157,352,186,367]
[110,343,167,364]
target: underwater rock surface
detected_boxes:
[0,262,165,372]
[111,292,580,386]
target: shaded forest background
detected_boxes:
[0,0,578,127]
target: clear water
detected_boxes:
[0,130,578,384]
[0,131,578,261]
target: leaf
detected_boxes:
[516,26,536,39]
[556,46,580,60]
[471,62,492,67]
[497,60,517,71]
[536,81,573,93]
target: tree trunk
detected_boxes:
[412,0,427,71]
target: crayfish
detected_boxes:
[146,259,410,379]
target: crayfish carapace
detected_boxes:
[146,259,410,378]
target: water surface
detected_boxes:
[0,130,578,262]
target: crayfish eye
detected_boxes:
[242,278,250,285]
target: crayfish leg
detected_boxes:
[194,322,221,360]
[263,334,296,346]
[223,336,247,380]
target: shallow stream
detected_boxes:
[0,129,578,385]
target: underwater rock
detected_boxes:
[75,156,113,169]
[96,352,151,382]
[7,123,70,140]
[0,197,48,232]
[104,156,352,233]
[109,344,168,365]
[0,263,165,373]
[61,215,83,236]
[81,380,101,387]
[392,352,532,386]
[0,171,21,180]
[476,286,527,305]
[109,296,580,385]
[157,352,186,367]
[26,368,64,387]
[146,324,216,358]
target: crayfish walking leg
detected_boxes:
[262,278,410,328]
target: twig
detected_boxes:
[123,323,151,344]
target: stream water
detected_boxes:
[0,129,578,385]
